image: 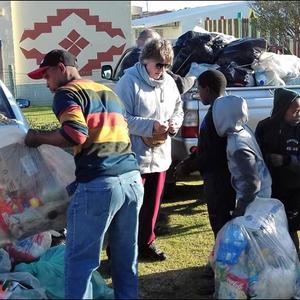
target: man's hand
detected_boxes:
[269,153,284,167]
[24,129,43,147]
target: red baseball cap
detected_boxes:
[27,49,77,80]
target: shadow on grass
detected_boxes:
[138,266,214,299]
[99,264,215,299]
[155,184,208,237]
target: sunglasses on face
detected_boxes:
[155,63,171,69]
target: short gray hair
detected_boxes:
[137,29,161,48]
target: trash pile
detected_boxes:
[211,197,300,299]
[0,127,113,299]
[172,30,300,87]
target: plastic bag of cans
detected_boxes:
[212,197,300,299]
[0,127,75,245]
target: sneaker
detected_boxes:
[139,242,167,261]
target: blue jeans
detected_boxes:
[64,170,144,299]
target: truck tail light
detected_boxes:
[181,110,199,138]
[181,126,198,138]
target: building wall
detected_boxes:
[0,2,15,82]
[133,2,251,44]
[1,1,131,105]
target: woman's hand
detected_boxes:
[153,120,168,134]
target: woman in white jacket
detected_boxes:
[115,39,183,261]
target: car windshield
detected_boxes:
[0,87,14,119]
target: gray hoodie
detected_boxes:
[212,95,272,206]
[115,62,183,174]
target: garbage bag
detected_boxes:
[0,271,47,299]
[216,37,268,66]
[212,197,300,299]
[5,231,52,264]
[172,31,215,76]
[218,62,255,87]
[254,68,285,86]
[14,245,114,299]
[0,249,11,273]
[251,52,300,86]
[0,127,76,244]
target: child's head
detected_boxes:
[272,88,300,126]
[197,70,227,105]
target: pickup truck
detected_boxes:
[100,50,300,188]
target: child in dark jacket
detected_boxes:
[255,87,300,253]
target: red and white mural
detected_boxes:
[10,1,131,83]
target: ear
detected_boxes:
[57,62,67,73]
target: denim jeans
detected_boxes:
[64,170,144,299]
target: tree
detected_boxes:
[249,1,300,54]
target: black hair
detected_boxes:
[197,69,227,95]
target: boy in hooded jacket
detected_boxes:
[212,95,272,217]
[255,88,300,252]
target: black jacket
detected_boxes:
[181,106,232,179]
[256,118,300,190]
[255,88,300,190]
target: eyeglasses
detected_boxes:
[155,63,171,69]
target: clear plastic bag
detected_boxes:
[252,52,300,86]
[0,272,47,299]
[212,197,300,299]
[0,127,75,244]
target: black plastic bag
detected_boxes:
[172,32,215,76]
[218,62,255,87]
[216,37,268,66]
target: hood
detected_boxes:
[271,87,300,120]
[124,62,166,88]
[212,95,248,137]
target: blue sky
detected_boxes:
[131,1,238,12]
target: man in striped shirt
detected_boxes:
[25,49,144,299]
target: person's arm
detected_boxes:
[231,149,261,216]
[26,90,88,148]
[174,150,201,177]
[25,129,73,148]
[115,76,156,137]
[167,69,196,95]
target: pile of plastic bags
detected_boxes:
[211,197,300,299]
[172,29,300,87]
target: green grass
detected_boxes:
[100,182,215,299]
[22,106,60,130]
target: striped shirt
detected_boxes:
[52,79,138,182]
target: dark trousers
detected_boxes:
[138,172,166,246]
[204,173,236,239]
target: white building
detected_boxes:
[132,1,251,43]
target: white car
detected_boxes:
[0,80,30,131]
